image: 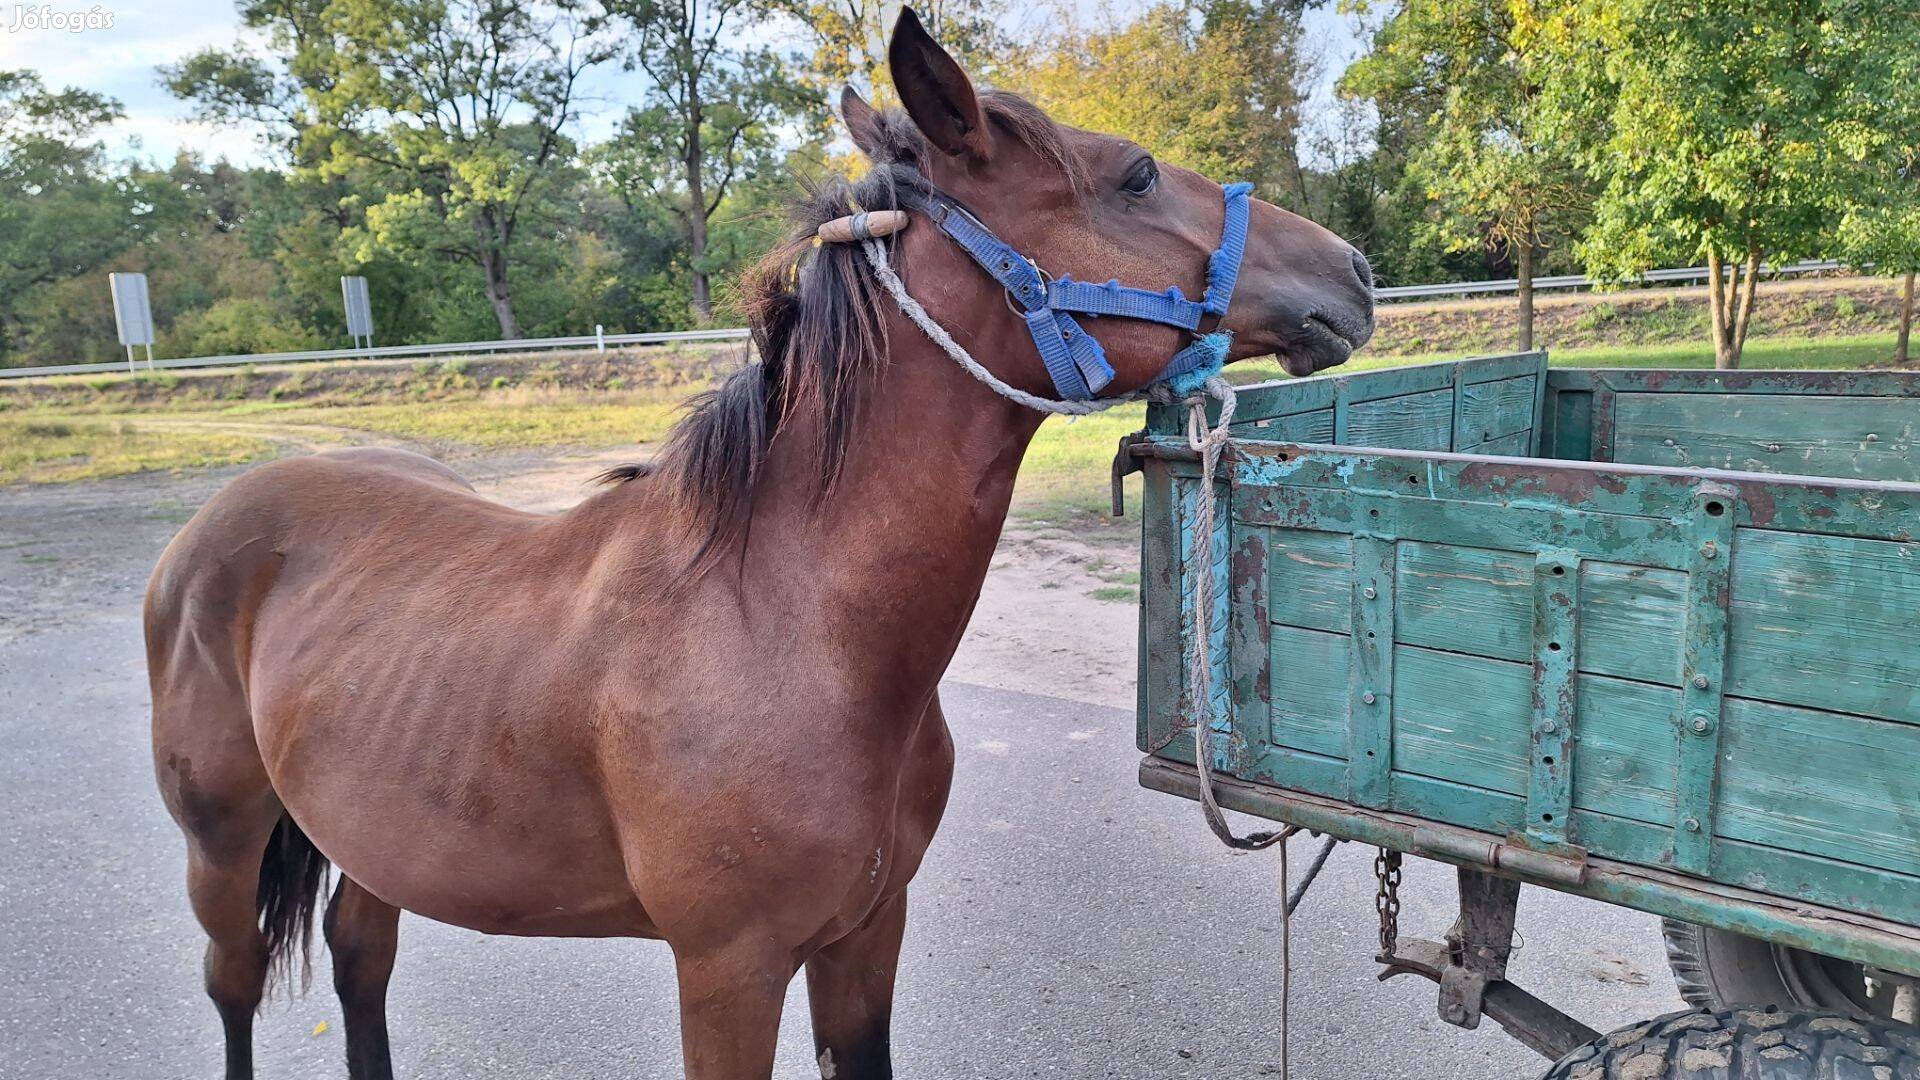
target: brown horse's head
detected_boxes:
[841,8,1376,389]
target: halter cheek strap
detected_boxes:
[923,182,1253,400]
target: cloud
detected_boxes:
[1,0,262,164]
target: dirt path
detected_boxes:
[0,446,1141,707]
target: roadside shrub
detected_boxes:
[160,298,324,358]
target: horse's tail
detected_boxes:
[256,812,331,996]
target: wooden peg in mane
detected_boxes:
[817,210,909,244]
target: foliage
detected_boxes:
[1011,0,1307,200]
[599,0,814,320]
[1345,0,1590,348]
[8,0,1920,375]
[1538,0,1920,367]
[0,71,142,360]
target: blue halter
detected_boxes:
[922,182,1253,401]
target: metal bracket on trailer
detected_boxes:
[1378,867,1600,1061]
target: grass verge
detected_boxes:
[0,416,272,485]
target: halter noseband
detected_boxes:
[919,181,1253,401]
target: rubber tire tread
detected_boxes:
[1540,1006,1920,1079]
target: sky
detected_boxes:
[0,0,1370,168]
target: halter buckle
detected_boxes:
[1003,262,1052,316]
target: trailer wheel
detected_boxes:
[1540,1007,1920,1079]
[1663,919,1915,1022]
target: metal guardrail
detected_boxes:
[1372,260,1847,300]
[0,259,1860,380]
[0,327,752,381]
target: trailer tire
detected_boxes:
[1540,1007,1920,1079]
[1663,918,1906,1021]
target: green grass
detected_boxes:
[269,393,687,450]
[1088,585,1139,603]
[0,416,271,485]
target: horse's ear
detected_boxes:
[887,7,991,161]
[839,85,886,161]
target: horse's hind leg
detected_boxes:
[178,802,280,1080]
[324,877,401,1080]
[805,891,907,1080]
[155,664,319,1078]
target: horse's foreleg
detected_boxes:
[672,940,797,1080]
[804,891,907,1080]
[323,877,401,1080]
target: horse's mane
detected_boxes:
[602,92,1079,561]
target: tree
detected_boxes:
[1541,0,1920,369]
[778,0,1015,110]
[1012,0,1308,198]
[306,0,613,339]
[0,71,139,363]
[601,0,811,321]
[1345,0,1588,351]
[1834,44,1920,366]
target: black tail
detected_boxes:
[256,813,331,998]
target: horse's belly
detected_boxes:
[258,704,654,938]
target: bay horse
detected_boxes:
[145,10,1375,1078]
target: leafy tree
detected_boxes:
[600,0,812,321]
[1541,0,1920,368]
[1834,45,1920,366]
[779,0,1015,111]
[1345,0,1588,350]
[1012,0,1308,199]
[311,0,614,338]
[0,71,141,363]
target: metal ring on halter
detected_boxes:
[1004,262,1052,317]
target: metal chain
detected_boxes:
[1374,848,1403,959]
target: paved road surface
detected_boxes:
[0,467,1683,1079]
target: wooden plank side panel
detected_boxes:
[1268,624,1351,760]
[1613,393,1920,481]
[1457,430,1533,457]
[1233,408,1334,444]
[1718,696,1920,880]
[1727,528,1920,728]
[1344,388,1456,450]
[1388,645,1678,827]
[1265,527,1353,634]
[1395,543,1687,687]
[1457,375,1538,447]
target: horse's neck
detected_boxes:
[744,317,1047,702]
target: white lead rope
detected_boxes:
[861,239,1159,416]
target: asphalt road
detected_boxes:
[0,467,1683,1079]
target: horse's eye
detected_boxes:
[1122,158,1158,196]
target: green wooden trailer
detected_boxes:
[1127,353,1920,1077]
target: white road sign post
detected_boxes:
[109,273,155,371]
[341,276,374,350]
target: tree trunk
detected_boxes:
[1516,242,1535,352]
[479,246,522,340]
[1704,247,1762,370]
[1727,249,1762,369]
[684,86,713,323]
[1899,270,1915,366]
[1706,248,1732,369]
